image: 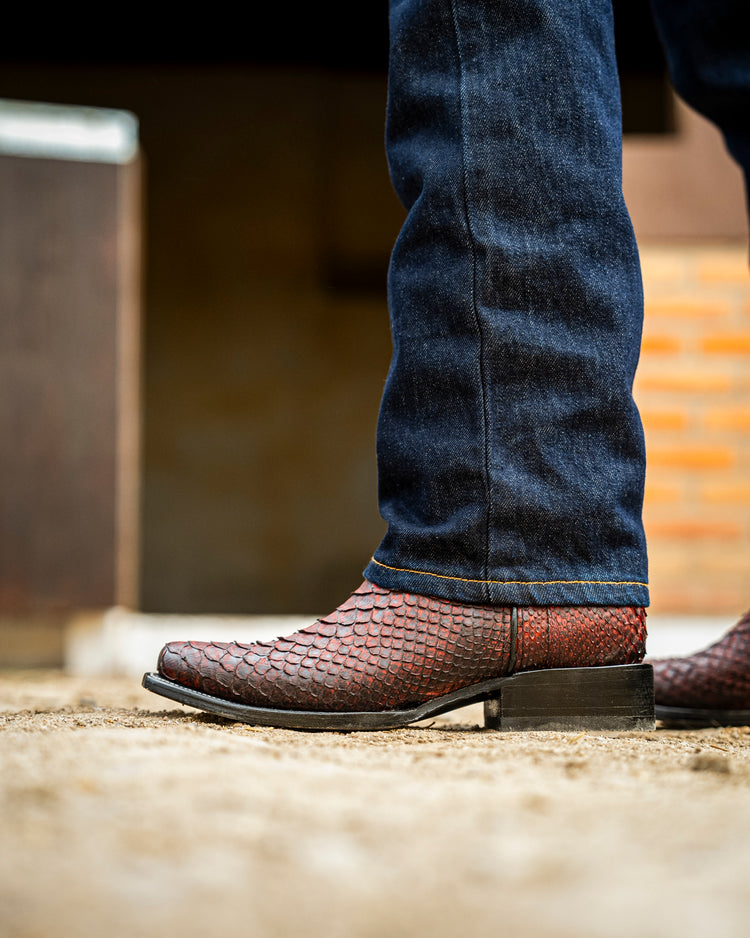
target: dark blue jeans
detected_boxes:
[364,0,750,608]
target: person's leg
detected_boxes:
[649,0,750,211]
[646,0,750,726]
[144,0,653,730]
[366,0,648,607]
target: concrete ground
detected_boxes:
[2,667,750,938]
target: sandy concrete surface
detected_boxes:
[2,670,750,938]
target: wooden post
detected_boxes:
[0,100,141,661]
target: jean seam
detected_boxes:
[449,0,493,600]
[370,557,648,588]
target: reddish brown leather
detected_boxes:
[652,609,750,711]
[514,605,648,673]
[158,580,647,713]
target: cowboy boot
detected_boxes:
[143,580,653,731]
[652,610,750,727]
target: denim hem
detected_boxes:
[364,557,650,608]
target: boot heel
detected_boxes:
[484,664,654,732]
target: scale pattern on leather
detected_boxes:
[514,605,647,673]
[158,580,647,713]
[651,609,750,711]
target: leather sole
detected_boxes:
[655,704,750,728]
[143,663,654,732]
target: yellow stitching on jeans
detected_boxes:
[369,557,648,588]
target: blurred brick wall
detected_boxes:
[2,67,746,618]
[635,244,750,614]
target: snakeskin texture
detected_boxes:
[514,605,648,673]
[158,580,647,713]
[651,609,750,711]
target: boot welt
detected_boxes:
[143,663,654,732]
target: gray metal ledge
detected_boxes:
[0,98,138,164]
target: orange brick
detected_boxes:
[644,297,731,319]
[701,482,750,504]
[647,447,735,470]
[640,410,688,432]
[634,370,732,393]
[643,481,682,503]
[646,591,694,615]
[640,335,681,354]
[644,552,690,576]
[704,408,750,432]
[640,251,687,283]
[645,520,742,540]
[648,587,743,616]
[700,554,750,576]
[697,253,750,285]
[702,333,750,354]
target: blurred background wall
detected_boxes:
[0,0,748,666]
